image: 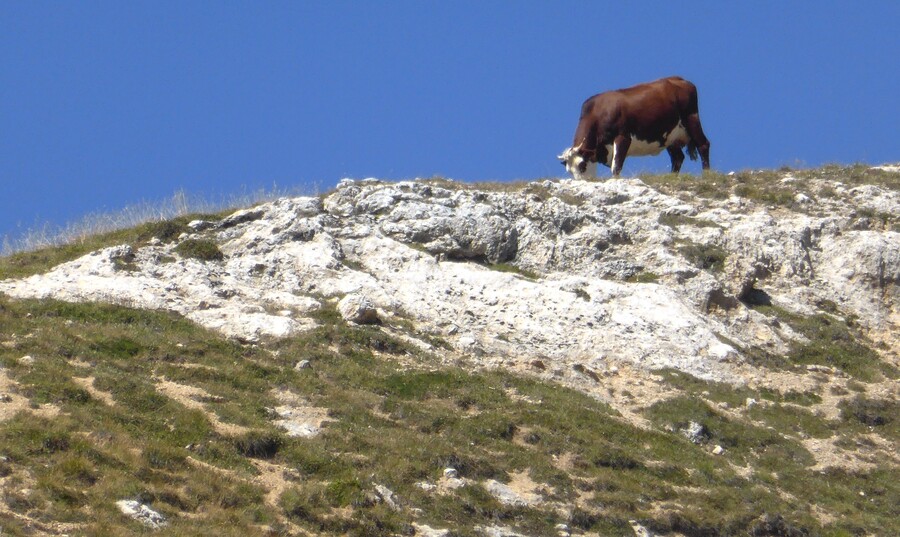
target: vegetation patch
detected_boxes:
[840,396,899,439]
[0,287,895,537]
[486,262,539,280]
[626,271,660,284]
[1,165,898,535]
[174,238,225,262]
[751,305,898,381]
[657,212,722,229]
[677,240,728,272]
[642,164,899,213]
[0,213,226,279]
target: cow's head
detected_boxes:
[557,142,597,181]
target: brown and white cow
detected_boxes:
[559,76,710,179]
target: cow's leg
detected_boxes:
[667,146,685,173]
[684,114,711,170]
[610,135,631,177]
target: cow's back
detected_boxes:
[584,77,697,118]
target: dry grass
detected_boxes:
[2,185,314,257]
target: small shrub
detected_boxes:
[574,288,591,301]
[658,213,721,229]
[234,432,283,459]
[90,337,143,359]
[174,239,224,261]
[569,507,600,530]
[42,431,71,454]
[488,262,539,280]
[841,396,896,429]
[627,271,660,284]
[141,220,188,243]
[281,487,326,522]
[678,241,727,272]
[325,478,364,507]
[144,442,188,470]
[56,454,98,485]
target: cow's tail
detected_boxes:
[687,141,699,161]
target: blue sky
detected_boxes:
[2,1,898,244]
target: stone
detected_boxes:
[115,500,167,529]
[373,484,400,511]
[412,524,451,537]
[630,520,655,537]
[484,479,531,507]
[337,294,379,325]
[478,526,529,537]
[683,421,709,444]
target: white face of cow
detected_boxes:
[558,146,597,181]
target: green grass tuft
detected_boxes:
[174,238,225,261]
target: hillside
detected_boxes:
[0,165,898,536]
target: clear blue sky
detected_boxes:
[2,1,898,243]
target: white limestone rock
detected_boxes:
[116,500,167,529]
[1,171,897,389]
[338,293,379,324]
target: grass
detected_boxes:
[485,262,539,280]
[0,213,226,280]
[641,164,899,211]
[750,304,898,381]
[1,294,897,536]
[626,271,660,284]
[1,185,318,259]
[174,239,225,262]
[677,240,728,273]
[657,212,722,229]
[1,164,898,535]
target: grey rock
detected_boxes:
[116,500,167,529]
[374,483,400,511]
[221,208,266,229]
[478,526,530,537]
[338,294,379,324]
[683,421,709,444]
[413,524,451,537]
[484,480,531,507]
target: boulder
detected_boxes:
[338,294,379,325]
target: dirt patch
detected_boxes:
[505,470,547,504]
[271,388,330,438]
[185,455,304,533]
[0,368,59,422]
[72,376,116,407]
[154,378,251,436]
[803,436,877,473]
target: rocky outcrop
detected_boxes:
[1,171,897,389]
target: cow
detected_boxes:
[558,76,710,179]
